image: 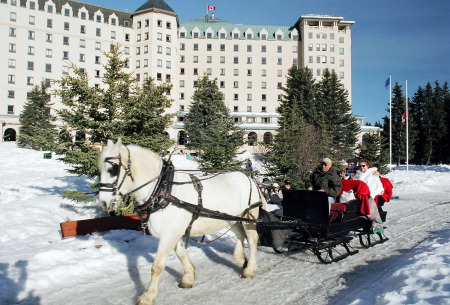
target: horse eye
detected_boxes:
[108,164,119,177]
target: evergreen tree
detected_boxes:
[442,82,450,163]
[18,81,57,150]
[410,86,426,164]
[54,43,175,202]
[355,132,390,174]
[318,69,360,161]
[184,75,244,170]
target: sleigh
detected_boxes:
[260,179,390,263]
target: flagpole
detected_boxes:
[389,74,392,167]
[406,79,409,172]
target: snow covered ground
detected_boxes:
[0,141,449,305]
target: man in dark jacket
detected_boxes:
[305,158,342,213]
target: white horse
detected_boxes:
[98,139,265,305]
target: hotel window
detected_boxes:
[80,25,86,34]
[339,48,344,55]
[180,32,185,38]
[29,1,35,9]
[111,18,116,26]
[277,34,282,40]
[247,45,252,52]
[125,34,130,41]
[180,68,185,75]
[136,47,141,55]
[340,59,344,66]
[157,73,162,81]
[193,56,198,63]
[277,70,282,77]
[234,57,239,64]
[234,69,239,76]
[144,46,148,54]
[96,15,101,23]
[308,32,313,39]
[277,58,282,65]
[206,68,212,75]
[220,56,225,63]
[262,118,271,124]
[81,12,86,19]
[207,44,212,51]
[137,21,141,29]
[247,33,252,39]
[8,91,15,99]
[330,44,335,52]
[316,44,320,51]
[64,22,69,31]
[330,33,334,39]
[247,57,252,64]
[63,37,69,45]
[47,5,53,13]
[277,82,282,89]
[339,37,344,43]
[136,73,140,81]
[261,82,266,89]
[220,68,225,76]
[220,44,225,51]
[157,20,162,27]
[207,32,212,38]
[261,34,267,40]
[166,35,171,42]
[233,33,239,39]
[247,81,252,89]
[9,28,16,37]
[144,73,148,80]
[9,44,16,53]
[261,45,266,52]
[28,46,35,55]
[262,69,266,76]
[95,70,100,78]
[193,80,198,87]
[47,19,53,28]
[316,34,320,39]
[316,56,321,63]
[144,32,149,40]
[247,94,252,101]
[7,105,14,115]
[293,46,297,53]
[234,94,238,101]
[193,44,198,51]
[322,34,327,39]
[111,31,116,39]
[322,56,327,63]
[166,47,171,55]
[27,76,34,86]
[339,72,344,79]
[262,107,266,112]
[277,46,282,53]
[95,56,101,64]
[293,35,298,40]
[62,51,68,59]
[29,31,35,40]
[234,45,239,51]
[157,46,162,54]
[79,54,85,62]
[8,75,15,84]
[136,60,140,68]
[308,56,313,63]
[193,68,198,75]
[322,44,327,51]
[180,80,185,87]
[234,81,239,88]
[220,33,225,39]
[247,69,252,76]
[261,57,266,64]
[220,81,225,88]
[293,58,298,65]
[207,56,212,63]
[45,63,52,72]
[247,106,252,112]
[29,16,35,25]
[124,47,130,55]
[180,93,184,100]
[95,42,101,50]
[166,61,171,68]
[317,69,321,76]
[180,55,185,63]
[180,43,185,50]
[193,32,199,38]
[96,28,101,37]
[138,34,142,41]
[308,44,313,51]
[144,19,149,27]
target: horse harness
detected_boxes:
[100,150,262,248]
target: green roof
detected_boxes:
[134,0,176,14]
[30,0,132,27]
[180,15,296,40]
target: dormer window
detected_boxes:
[96,15,101,23]
[233,33,239,39]
[193,32,199,38]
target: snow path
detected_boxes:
[0,142,449,305]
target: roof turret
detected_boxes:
[134,0,176,14]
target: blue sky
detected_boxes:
[91,0,450,125]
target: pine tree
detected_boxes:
[442,82,450,163]
[18,81,57,151]
[356,132,390,174]
[410,86,426,164]
[184,75,245,170]
[54,43,175,202]
[317,69,360,161]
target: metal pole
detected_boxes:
[406,79,409,171]
[389,75,392,167]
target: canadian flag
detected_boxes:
[207,5,215,10]
[402,110,406,126]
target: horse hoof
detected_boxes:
[242,269,255,279]
[179,282,194,289]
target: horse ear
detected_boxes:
[116,137,122,147]
[107,139,113,147]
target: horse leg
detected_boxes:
[230,223,247,268]
[242,222,259,279]
[137,237,179,305]
[174,239,195,288]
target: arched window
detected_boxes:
[248,132,257,146]
[3,128,16,141]
[177,131,186,145]
[263,132,273,144]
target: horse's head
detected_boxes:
[98,138,134,212]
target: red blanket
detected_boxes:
[374,177,393,205]
[339,180,371,215]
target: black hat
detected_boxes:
[347,158,357,163]
[284,180,291,185]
